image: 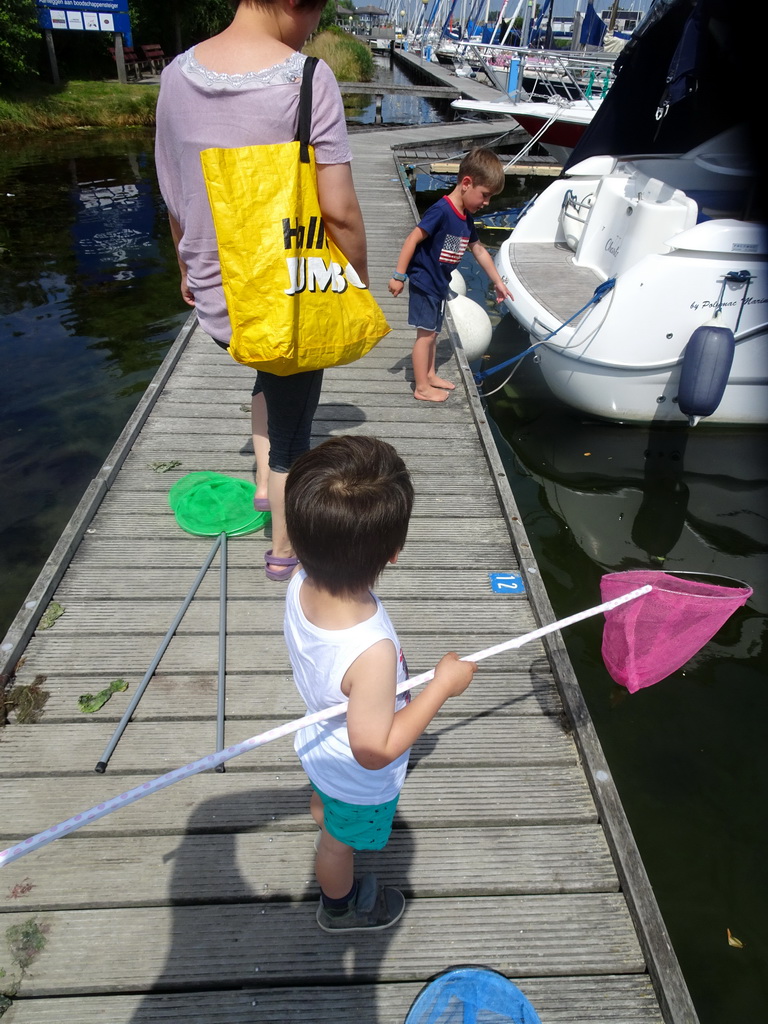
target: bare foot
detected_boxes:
[428,375,455,391]
[414,385,449,403]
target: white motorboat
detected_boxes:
[491,0,766,427]
[495,132,767,425]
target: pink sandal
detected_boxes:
[264,550,299,582]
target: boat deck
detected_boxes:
[0,123,695,1023]
[507,240,601,324]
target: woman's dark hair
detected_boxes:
[285,436,414,596]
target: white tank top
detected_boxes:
[285,570,410,804]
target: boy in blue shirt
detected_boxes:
[389,147,513,402]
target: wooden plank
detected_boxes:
[0,825,617,911]
[0,768,598,838]
[1,894,645,997]
[339,83,459,98]
[0,716,576,776]
[9,669,560,722]
[28,597,527,636]
[0,976,664,1024]
[11,633,547,677]
[48,567,520,600]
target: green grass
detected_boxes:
[0,31,374,134]
[0,79,158,134]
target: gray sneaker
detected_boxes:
[316,873,405,932]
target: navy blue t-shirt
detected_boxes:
[407,196,478,299]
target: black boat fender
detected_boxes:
[677,319,735,422]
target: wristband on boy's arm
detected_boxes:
[391,271,408,282]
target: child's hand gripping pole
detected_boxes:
[0,585,651,869]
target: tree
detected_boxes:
[0,0,42,89]
[128,0,233,56]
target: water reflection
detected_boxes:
[482,313,768,1023]
[0,132,186,635]
[344,53,453,126]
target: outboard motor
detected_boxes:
[677,317,735,426]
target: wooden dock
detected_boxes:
[0,122,696,1023]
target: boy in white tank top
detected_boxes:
[284,436,477,931]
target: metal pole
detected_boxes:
[215,532,227,772]
[94,533,224,773]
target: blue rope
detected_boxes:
[474,277,616,384]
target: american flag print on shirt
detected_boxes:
[439,233,469,265]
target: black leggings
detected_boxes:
[214,339,323,472]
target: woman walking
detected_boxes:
[155,0,368,580]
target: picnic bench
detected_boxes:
[108,46,149,81]
[140,44,171,74]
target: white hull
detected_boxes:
[452,98,599,162]
[494,131,768,426]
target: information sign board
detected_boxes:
[35,1,132,46]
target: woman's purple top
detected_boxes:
[155,48,353,342]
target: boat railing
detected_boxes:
[456,43,616,102]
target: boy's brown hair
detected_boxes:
[458,147,505,195]
[285,436,414,596]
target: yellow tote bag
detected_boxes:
[200,57,390,376]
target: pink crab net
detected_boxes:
[600,570,753,692]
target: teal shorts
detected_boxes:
[311,783,399,851]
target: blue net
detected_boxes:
[404,967,542,1024]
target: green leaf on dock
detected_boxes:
[149,460,182,473]
[37,603,64,630]
[78,679,129,714]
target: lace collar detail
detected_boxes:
[178,49,306,90]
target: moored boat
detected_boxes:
[492,0,766,426]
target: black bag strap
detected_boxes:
[297,56,319,164]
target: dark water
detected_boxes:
[0,131,186,636]
[0,115,766,1020]
[343,53,455,126]
[482,323,768,1024]
[448,210,768,1021]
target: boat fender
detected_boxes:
[677,321,735,420]
[446,293,492,361]
[449,270,467,297]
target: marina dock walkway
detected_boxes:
[0,123,695,1023]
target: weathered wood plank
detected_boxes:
[0,976,664,1024]
[30,597,528,636]
[28,537,520,569]
[12,632,548,676]
[0,825,617,911]
[1,894,646,997]
[0,716,576,776]
[9,668,560,721]
[51,567,511,599]
[0,768,598,838]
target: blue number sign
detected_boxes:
[489,572,525,594]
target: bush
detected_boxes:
[305,28,374,82]
[0,0,42,89]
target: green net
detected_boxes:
[168,472,270,537]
